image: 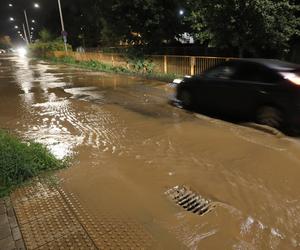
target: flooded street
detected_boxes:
[1,54,300,249]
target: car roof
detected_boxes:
[231,58,300,72]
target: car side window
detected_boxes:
[205,65,236,80]
[235,64,280,84]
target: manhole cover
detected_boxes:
[166,185,215,216]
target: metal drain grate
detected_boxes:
[166,185,215,216]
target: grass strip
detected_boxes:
[0,130,67,197]
[44,56,179,83]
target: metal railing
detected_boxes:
[53,51,235,76]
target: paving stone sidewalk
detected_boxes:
[0,198,26,250]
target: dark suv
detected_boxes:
[175,59,300,131]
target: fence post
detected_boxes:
[164,56,167,74]
[190,56,196,76]
[112,55,115,66]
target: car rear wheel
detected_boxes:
[256,106,283,129]
[180,90,193,108]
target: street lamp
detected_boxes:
[24,10,31,43]
[14,25,19,29]
[9,17,15,21]
[57,0,68,52]
[22,23,29,45]
[179,9,185,16]
[8,4,13,7]
[24,3,40,44]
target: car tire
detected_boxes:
[256,106,283,129]
[180,90,193,108]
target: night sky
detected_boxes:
[0,0,61,43]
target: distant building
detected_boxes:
[176,33,195,44]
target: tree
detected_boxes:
[184,0,300,57]
[39,29,53,42]
[98,0,185,48]
[0,36,12,49]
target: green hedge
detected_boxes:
[29,40,72,57]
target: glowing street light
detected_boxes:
[179,9,184,16]
[14,25,19,29]
[9,2,40,44]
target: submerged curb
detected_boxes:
[241,123,284,137]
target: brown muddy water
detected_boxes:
[1,54,300,249]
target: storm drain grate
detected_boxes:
[165,185,215,216]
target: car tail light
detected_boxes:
[281,72,300,86]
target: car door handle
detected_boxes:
[259,90,267,94]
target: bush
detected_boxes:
[124,47,155,73]
[29,39,72,57]
[0,130,67,197]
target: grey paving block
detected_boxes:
[12,227,22,241]
[15,239,26,250]
[8,216,18,229]
[0,203,5,215]
[0,214,8,226]
[0,236,16,250]
[0,224,11,240]
[6,207,15,218]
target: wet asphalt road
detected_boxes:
[1,54,300,249]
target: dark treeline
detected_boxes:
[42,0,300,59]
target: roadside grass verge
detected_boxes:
[45,56,179,83]
[0,130,67,197]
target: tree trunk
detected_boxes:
[238,47,244,58]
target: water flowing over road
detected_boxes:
[1,54,300,249]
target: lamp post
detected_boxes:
[57,0,68,52]
[24,10,31,43]
[23,23,29,45]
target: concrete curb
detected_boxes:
[0,198,26,250]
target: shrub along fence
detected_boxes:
[53,51,235,76]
